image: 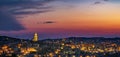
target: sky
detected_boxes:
[0,0,120,39]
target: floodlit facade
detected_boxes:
[32,33,38,42]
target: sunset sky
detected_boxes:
[0,0,120,39]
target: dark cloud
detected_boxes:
[0,11,25,31]
[43,21,56,24]
[94,1,101,4]
[94,0,110,5]
[11,10,51,15]
[104,0,109,1]
[0,0,55,31]
[0,0,54,15]
[0,0,54,7]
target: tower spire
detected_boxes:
[32,33,38,42]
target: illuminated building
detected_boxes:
[32,33,38,42]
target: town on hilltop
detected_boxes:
[0,33,120,57]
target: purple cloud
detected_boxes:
[0,0,55,31]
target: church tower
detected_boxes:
[32,33,38,42]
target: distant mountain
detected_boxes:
[0,36,20,41]
[67,37,120,40]
[0,36,27,45]
[0,36,120,45]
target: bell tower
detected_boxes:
[32,33,38,42]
